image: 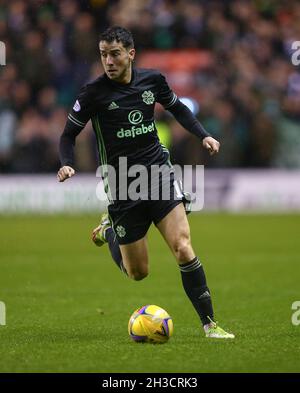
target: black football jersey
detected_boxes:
[66,68,177,170]
[60,67,210,203]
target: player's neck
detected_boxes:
[115,67,132,85]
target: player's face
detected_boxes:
[99,40,135,84]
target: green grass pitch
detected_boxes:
[0,213,299,373]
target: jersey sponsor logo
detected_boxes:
[116,122,154,139]
[142,90,155,105]
[73,100,81,112]
[128,110,143,125]
[108,101,119,110]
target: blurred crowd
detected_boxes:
[0,0,300,173]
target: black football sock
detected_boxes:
[179,257,214,326]
[105,227,127,275]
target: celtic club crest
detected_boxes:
[116,225,126,238]
[142,90,155,105]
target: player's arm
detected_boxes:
[58,87,91,182]
[156,74,220,155]
[167,100,220,155]
[57,122,81,182]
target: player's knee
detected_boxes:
[130,271,148,281]
[173,235,193,262]
[128,266,148,281]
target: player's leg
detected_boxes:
[119,237,149,281]
[155,203,214,324]
[92,213,127,273]
[92,204,151,281]
[155,202,234,338]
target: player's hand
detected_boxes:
[202,136,220,156]
[57,166,75,182]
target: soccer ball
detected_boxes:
[128,305,173,343]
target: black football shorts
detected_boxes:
[108,178,185,245]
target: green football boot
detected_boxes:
[204,317,235,339]
[92,213,111,247]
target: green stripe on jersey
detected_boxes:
[92,116,113,202]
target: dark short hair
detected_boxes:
[99,26,134,49]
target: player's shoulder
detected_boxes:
[76,74,109,103]
[136,67,161,77]
[83,74,108,96]
[135,68,164,83]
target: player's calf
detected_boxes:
[92,213,127,274]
